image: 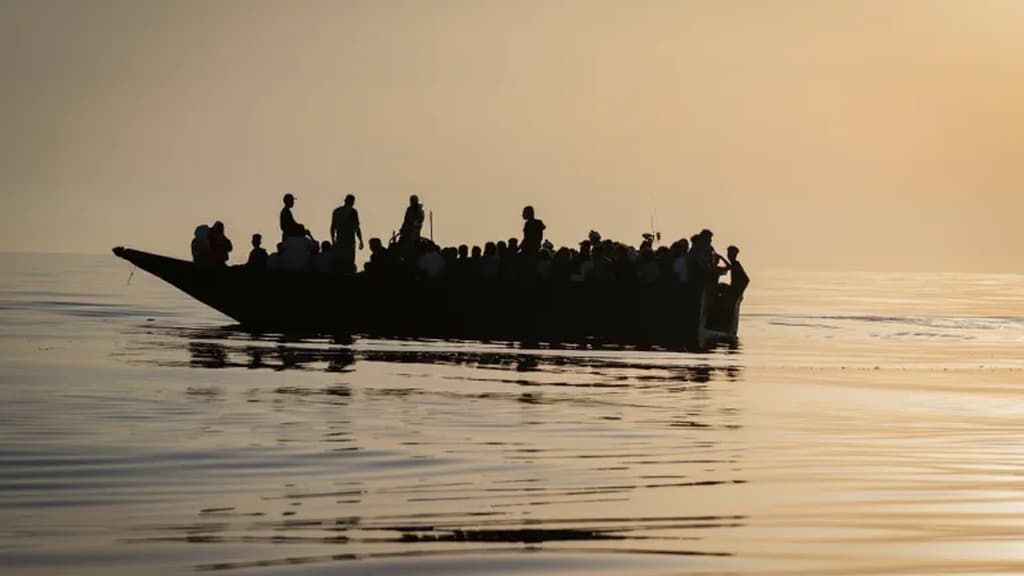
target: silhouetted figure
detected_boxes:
[399,195,425,256]
[481,242,499,281]
[314,240,333,273]
[687,229,718,284]
[280,194,309,241]
[247,233,268,269]
[191,224,211,265]
[417,241,445,280]
[330,194,363,274]
[281,225,315,271]
[364,237,392,275]
[725,245,750,295]
[588,243,614,284]
[671,239,689,282]
[637,248,659,284]
[208,221,233,266]
[549,247,572,283]
[267,242,284,271]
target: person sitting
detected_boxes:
[208,221,233,266]
[636,247,660,284]
[281,225,315,271]
[364,237,392,275]
[480,242,499,281]
[191,224,211,266]
[417,241,445,280]
[267,242,284,271]
[247,233,268,269]
[280,193,310,241]
[314,240,333,273]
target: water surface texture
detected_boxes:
[1,253,1022,575]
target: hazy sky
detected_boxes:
[2,0,1022,272]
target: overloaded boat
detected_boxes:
[113,246,742,348]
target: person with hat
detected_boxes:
[280,193,308,242]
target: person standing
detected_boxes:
[330,194,363,274]
[519,205,545,256]
[725,245,750,295]
[399,195,425,257]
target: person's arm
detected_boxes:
[355,210,364,249]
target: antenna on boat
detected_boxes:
[429,211,434,241]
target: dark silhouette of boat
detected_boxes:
[113,247,741,347]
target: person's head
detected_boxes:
[522,205,534,220]
[496,240,507,255]
[283,193,295,208]
[727,245,739,262]
[212,220,224,233]
[484,241,497,256]
[252,233,262,248]
[369,237,384,253]
[508,238,519,252]
[471,245,482,258]
[321,240,332,252]
[458,244,469,259]
[344,194,355,207]
[699,229,714,243]
[409,194,420,206]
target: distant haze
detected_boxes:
[2,0,1022,272]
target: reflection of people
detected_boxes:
[330,194,363,274]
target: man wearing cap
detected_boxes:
[280,193,306,241]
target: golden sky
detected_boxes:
[2,0,1022,272]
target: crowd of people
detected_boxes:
[189,194,749,295]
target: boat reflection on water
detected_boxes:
[117,324,749,573]
[134,325,743,380]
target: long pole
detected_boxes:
[429,211,434,241]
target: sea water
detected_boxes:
[1,253,1022,575]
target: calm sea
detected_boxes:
[1,253,1022,575]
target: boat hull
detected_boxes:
[113,247,740,347]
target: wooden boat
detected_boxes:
[112,247,741,348]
